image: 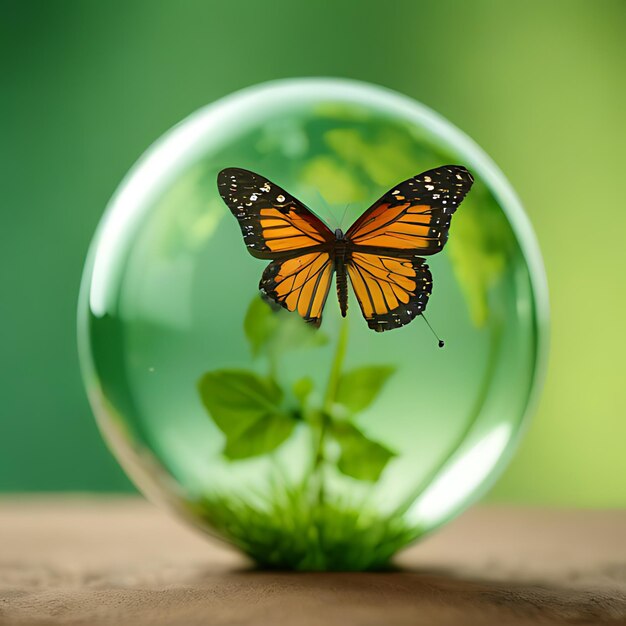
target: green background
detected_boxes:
[1,0,624,507]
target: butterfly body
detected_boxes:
[218,166,473,332]
[331,228,349,317]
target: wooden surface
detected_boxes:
[0,497,624,626]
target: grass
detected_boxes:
[192,480,420,571]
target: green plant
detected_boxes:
[196,296,409,569]
[191,481,417,571]
[198,296,397,482]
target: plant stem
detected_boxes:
[308,318,350,566]
[310,319,349,510]
[324,318,350,413]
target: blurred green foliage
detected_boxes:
[1,0,624,507]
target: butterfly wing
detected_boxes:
[218,168,335,326]
[345,165,474,256]
[260,251,334,327]
[345,165,473,332]
[347,251,432,332]
[218,167,334,259]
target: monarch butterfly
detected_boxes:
[218,165,473,333]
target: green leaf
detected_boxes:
[223,413,295,460]
[243,296,328,358]
[292,377,314,405]
[244,296,279,357]
[335,365,395,413]
[197,369,295,459]
[330,421,396,481]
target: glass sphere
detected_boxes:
[78,78,548,570]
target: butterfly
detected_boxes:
[217,165,474,332]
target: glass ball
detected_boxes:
[78,79,548,570]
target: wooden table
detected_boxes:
[0,497,624,625]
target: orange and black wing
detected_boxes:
[347,252,432,332]
[345,165,473,332]
[218,168,335,327]
[345,165,474,256]
[218,167,334,259]
[260,251,334,327]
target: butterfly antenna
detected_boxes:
[421,313,445,348]
[316,191,339,229]
[339,203,351,229]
